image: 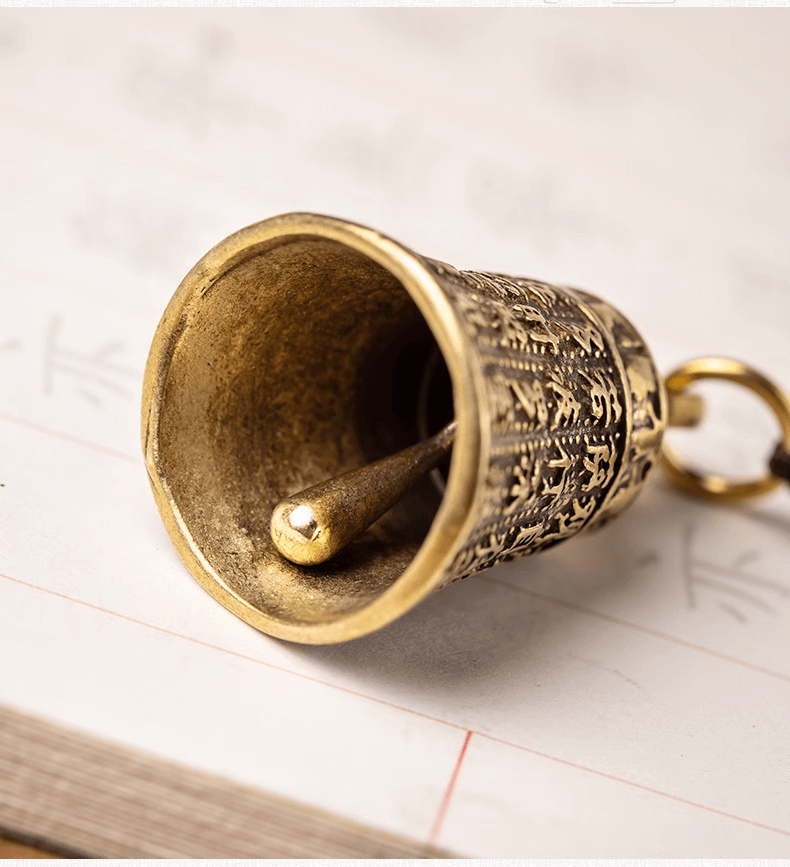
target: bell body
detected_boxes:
[142,213,666,644]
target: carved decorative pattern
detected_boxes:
[425,259,666,585]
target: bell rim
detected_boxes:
[141,211,487,644]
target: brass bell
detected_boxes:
[142,212,668,644]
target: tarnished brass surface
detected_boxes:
[142,213,667,644]
[666,391,705,428]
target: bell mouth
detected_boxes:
[142,213,483,643]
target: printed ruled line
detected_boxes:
[479,575,790,684]
[480,732,790,839]
[2,570,790,842]
[0,413,139,464]
[429,730,472,845]
[3,407,786,687]
[0,572,464,734]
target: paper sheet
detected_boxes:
[1,10,789,856]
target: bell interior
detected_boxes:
[156,236,454,629]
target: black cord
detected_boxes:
[769,442,790,484]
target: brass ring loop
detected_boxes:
[660,357,790,502]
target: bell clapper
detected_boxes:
[270,421,456,566]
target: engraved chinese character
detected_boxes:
[580,368,622,426]
[542,442,572,495]
[547,372,581,427]
[510,378,549,426]
[504,453,542,516]
[582,441,615,491]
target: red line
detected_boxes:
[2,416,784,686]
[479,575,790,684]
[480,732,790,838]
[0,571,464,734]
[3,570,790,841]
[429,730,472,844]
[0,413,138,464]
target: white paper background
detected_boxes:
[0,10,789,856]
